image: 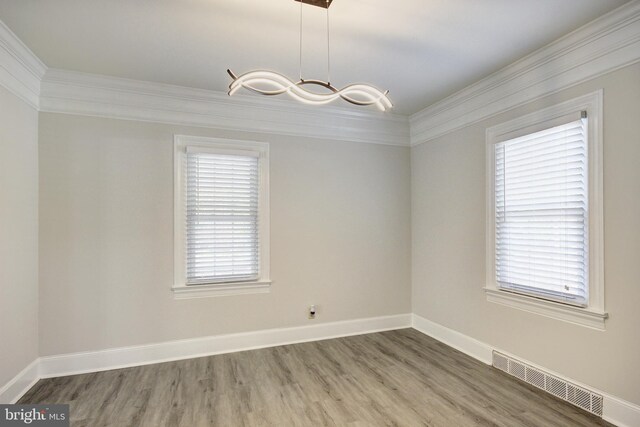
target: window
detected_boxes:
[485,91,606,329]
[174,136,270,298]
[495,118,588,305]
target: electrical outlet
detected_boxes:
[308,305,317,319]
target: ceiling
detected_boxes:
[0,0,629,115]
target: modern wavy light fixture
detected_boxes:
[227,0,392,111]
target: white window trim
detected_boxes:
[485,90,607,330]
[173,135,271,299]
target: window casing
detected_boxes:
[485,91,607,329]
[174,136,270,298]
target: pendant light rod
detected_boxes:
[299,0,303,80]
[326,0,331,84]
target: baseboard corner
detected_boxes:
[0,359,40,404]
[411,314,493,364]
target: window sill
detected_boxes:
[172,281,271,299]
[484,287,608,330]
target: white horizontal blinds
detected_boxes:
[495,117,589,306]
[185,149,260,284]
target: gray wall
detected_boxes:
[0,86,39,388]
[411,62,640,405]
[38,114,412,356]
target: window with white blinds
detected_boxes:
[184,148,261,285]
[494,117,589,306]
[174,136,270,297]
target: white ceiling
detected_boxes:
[0,0,629,115]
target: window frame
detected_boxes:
[484,91,607,330]
[173,135,270,299]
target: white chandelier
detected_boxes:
[227,0,392,112]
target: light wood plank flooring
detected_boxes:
[20,329,611,426]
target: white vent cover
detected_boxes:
[492,351,603,417]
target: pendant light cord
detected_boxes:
[299,0,303,81]
[299,0,332,84]
[326,0,331,84]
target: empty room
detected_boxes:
[0,0,639,426]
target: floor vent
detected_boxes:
[492,351,603,417]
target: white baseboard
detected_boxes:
[39,313,412,379]
[411,313,493,364]
[411,314,640,427]
[4,313,637,427]
[603,396,640,427]
[0,359,40,404]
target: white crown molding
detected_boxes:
[0,20,47,109]
[409,1,640,146]
[39,69,410,147]
[412,314,640,427]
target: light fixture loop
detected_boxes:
[228,70,391,111]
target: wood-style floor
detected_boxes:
[20,328,611,426]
